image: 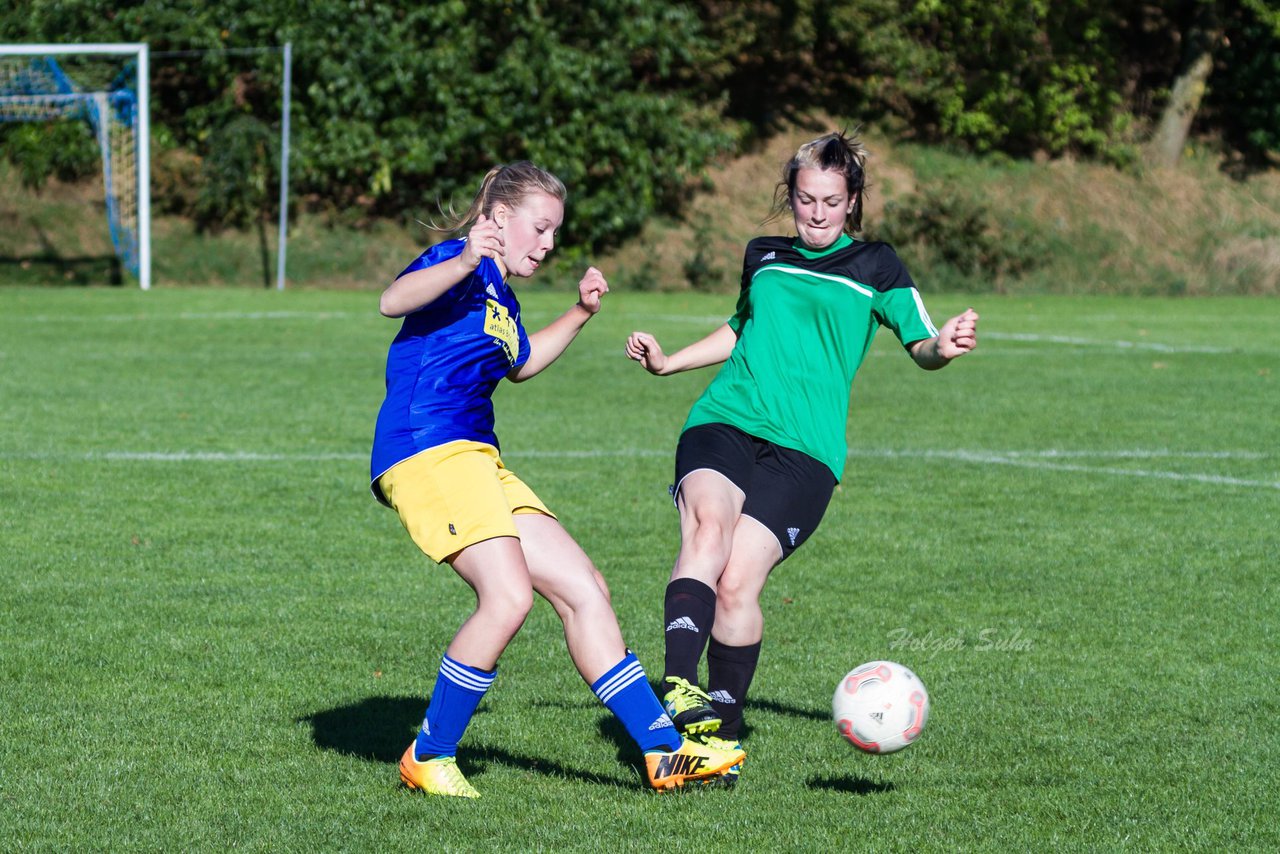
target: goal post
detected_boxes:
[0,43,151,289]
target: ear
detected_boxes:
[847,192,858,215]
[491,202,510,228]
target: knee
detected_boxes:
[684,516,733,563]
[480,584,534,634]
[716,572,758,615]
[552,565,612,621]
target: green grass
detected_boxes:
[1,287,1277,850]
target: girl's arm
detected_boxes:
[508,266,609,382]
[625,323,738,376]
[379,216,503,318]
[908,307,979,370]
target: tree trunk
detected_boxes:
[1148,16,1223,168]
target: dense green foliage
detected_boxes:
[700,0,1132,157]
[869,184,1047,291]
[2,0,1278,249]
[699,0,1280,163]
[3,0,734,252]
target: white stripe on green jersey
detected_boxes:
[683,233,937,481]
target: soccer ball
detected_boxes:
[833,660,929,754]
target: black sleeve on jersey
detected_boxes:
[739,236,788,288]
[869,242,918,292]
[732,237,793,333]
[738,238,760,294]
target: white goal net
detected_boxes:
[0,44,150,288]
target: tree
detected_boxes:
[1147,0,1280,167]
[1148,3,1224,166]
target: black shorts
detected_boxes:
[674,423,837,560]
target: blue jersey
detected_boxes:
[370,239,531,503]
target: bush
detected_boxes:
[868,184,1046,291]
[0,122,99,190]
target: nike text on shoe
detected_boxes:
[662,676,722,735]
[399,743,480,799]
[645,737,746,791]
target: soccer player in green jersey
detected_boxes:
[625,130,979,783]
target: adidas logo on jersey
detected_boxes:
[648,714,674,731]
[666,616,699,633]
[761,251,776,261]
[485,284,499,299]
[787,527,800,546]
[708,690,736,705]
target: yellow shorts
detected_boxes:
[377,440,554,563]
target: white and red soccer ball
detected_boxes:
[833,660,929,754]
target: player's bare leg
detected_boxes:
[516,512,624,682]
[515,512,744,789]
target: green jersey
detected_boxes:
[683,234,938,481]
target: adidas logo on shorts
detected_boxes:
[787,527,800,546]
[666,616,699,633]
[761,251,776,261]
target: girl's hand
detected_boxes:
[577,266,609,315]
[625,331,668,375]
[460,214,503,269]
[936,307,979,359]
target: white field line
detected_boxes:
[981,331,1237,354]
[3,447,1276,489]
[11,311,363,323]
[10,449,669,462]
[845,448,1280,489]
[10,310,727,325]
[9,314,1245,355]
[527,312,728,326]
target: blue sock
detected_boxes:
[414,655,496,760]
[591,651,682,753]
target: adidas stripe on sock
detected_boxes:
[415,654,496,759]
[591,650,681,753]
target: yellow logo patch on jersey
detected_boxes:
[484,299,519,365]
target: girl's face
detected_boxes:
[494,191,564,279]
[791,168,855,251]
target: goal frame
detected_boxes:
[0,43,151,289]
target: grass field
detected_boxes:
[1,286,1277,851]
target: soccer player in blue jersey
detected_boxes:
[371,161,744,798]
[625,131,979,784]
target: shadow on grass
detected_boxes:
[0,255,122,286]
[300,695,631,788]
[807,775,895,795]
[300,695,423,763]
[745,696,828,724]
[300,691,832,790]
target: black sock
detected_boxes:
[662,578,717,685]
[706,637,762,740]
